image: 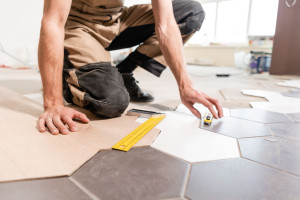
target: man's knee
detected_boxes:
[86,88,130,118]
[63,59,130,118]
[188,1,205,30]
[79,64,130,118]
[173,0,205,35]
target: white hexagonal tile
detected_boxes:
[277,80,300,89]
[135,111,200,131]
[250,102,300,114]
[151,128,240,163]
[242,89,300,114]
[242,89,300,105]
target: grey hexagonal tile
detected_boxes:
[0,178,91,200]
[282,90,300,99]
[267,123,300,142]
[239,136,300,176]
[186,158,300,200]
[201,117,270,138]
[287,113,300,123]
[71,147,189,200]
[230,108,291,124]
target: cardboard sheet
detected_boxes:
[0,86,160,183]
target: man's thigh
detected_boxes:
[106,0,204,51]
[63,22,129,118]
[106,4,155,51]
[64,21,111,69]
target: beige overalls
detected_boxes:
[63,0,205,118]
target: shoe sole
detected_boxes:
[130,99,154,103]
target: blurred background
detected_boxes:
[0,0,280,71]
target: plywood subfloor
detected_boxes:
[0,86,160,183]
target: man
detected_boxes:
[38,0,223,135]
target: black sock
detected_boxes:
[116,56,137,74]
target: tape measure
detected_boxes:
[112,114,166,152]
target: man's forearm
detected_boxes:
[155,16,192,90]
[38,21,65,108]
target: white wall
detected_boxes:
[0,1,150,68]
[0,0,44,67]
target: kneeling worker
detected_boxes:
[38,0,224,135]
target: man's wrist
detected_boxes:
[178,76,192,91]
[43,97,64,109]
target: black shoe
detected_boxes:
[121,73,154,102]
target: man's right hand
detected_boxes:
[39,105,89,135]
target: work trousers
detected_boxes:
[63,0,205,118]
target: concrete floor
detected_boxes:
[0,66,300,200]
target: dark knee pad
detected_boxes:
[85,89,129,118]
[76,63,130,118]
[63,58,129,118]
[184,1,205,34]
[173,0,206,35]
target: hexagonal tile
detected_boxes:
[282,90,300,98]
[71,147,189,200]
[0,178,91,200]
[242,89,300,105]
[151,128,240,163]
[230,108,291,124]
[186,158,300,200]
[201,117,270,138]
[135,111,200,131]
[250,102,300,114]
[277,80,300,89]
[242,89,300,114]
[267,123,300,142]
[239,137,300,176]
[287,113,300,123]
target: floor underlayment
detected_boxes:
[0,86,160,182]
[0,66,300,199]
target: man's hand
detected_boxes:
[152,0,223,119]
[39,105,89,135]
[180,85,224,119]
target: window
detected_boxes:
[215,0,250,43]
[189,2,217,45]
[249,0,279,36]
[188,0,279,45]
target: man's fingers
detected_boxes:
[208,97,224,118]
[38,118,46,132]
[200,99,219,119]
[53,116,69,135]
[62,116,77,132]
[186,103,201,118]
[46,118,59,135]
[73,112,89,123]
